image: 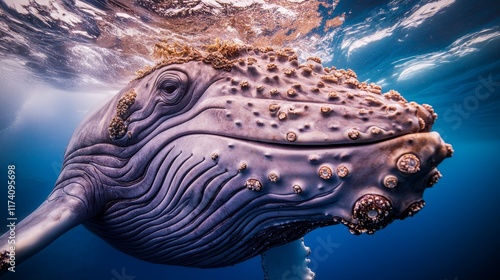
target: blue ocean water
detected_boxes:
[0,0,499,279]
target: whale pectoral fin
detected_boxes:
[0,189,88,271]
[261,238,315,280]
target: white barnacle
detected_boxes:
[269,89,279,96]
[348,129,360,140]
[286,132,297,142]
[320,106,332,114]
[370,127,381,135]
[238,162,248,172]
[239,80,249,88]
[308,154,320,162]
[245,179,262,191]
[268,172,279,182]
[328,91,338,100]
[397,153,420,174]
[269,104,280,114]
[278,111,287,120]
[318,166,333,180]
[287,88,297,97]
[336,165,349,178]
[292,185,302,194]
[383,175,398,188]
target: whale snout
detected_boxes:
[330,131,452,235]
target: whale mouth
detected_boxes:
[180,126,435,152]
[191,131,447,236]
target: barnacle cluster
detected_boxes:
[245,178,263,191]
[137,39,246,78]
[116,89,137,118]
[138,39,398,114]
[427,171,442,187]
[108,89,137,140]
[108,117,126,140]
[351,194,394,235]
[399,200,426,218]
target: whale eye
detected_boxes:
[161,83,178,94]
[156,71,188,104]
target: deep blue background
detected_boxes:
[1,0,499,279]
